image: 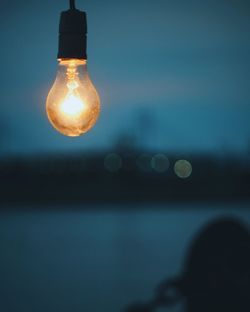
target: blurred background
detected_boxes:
[0,0,249,311]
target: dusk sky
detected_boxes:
[0,0,250,156]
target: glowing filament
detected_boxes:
[60,94,85,117]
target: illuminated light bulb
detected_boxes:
[46,59,100,137]
[46,0,100,137]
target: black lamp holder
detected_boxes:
[57,0,87,60]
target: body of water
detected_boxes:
[0,203,249,312]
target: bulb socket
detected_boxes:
[57,9,87,60]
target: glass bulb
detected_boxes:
[46,59,100,137]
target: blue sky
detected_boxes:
[0,0,250,156]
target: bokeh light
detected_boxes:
[136,154,152,172]
[151,154,169,173]
[104,153,122,172]
[174,159,192,178]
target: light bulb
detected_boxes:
[46,1,101,137]
[46,59,100,137]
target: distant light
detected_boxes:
[151,154,169,173]
[104,153,122,172]
[174,160,192,178]
[136,154,152,172]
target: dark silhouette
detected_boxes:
[125,217,250,312]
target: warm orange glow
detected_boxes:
[46,59,100,137]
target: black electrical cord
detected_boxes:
[70,0,76,10]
